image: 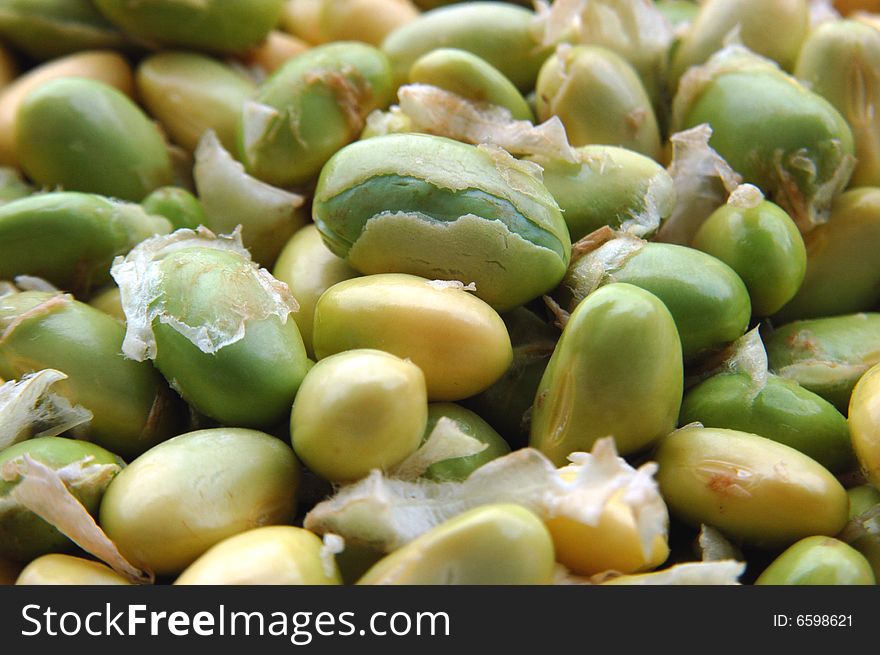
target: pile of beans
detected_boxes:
[0,0,878,586]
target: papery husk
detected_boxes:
[398,84,578,163]
[0,369,92,450]
[193,130,306,266]
[305,437,667,562]
[0,455,151,583]
[655,124,742,245]
[110,226,298,360]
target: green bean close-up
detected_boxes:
[2,0,880,589]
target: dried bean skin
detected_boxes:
[0,291,182,458]
[419,403,510,482]
[0,437,122,562]
[357,504,555,585]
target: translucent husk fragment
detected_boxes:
[553,560,745,585]
[532,0,673,52]
[531,0,673,105]
[838,503,880,543]
[696,524,744,562]
[0,276,59,298]
[110,226,299,360]
[720,24,745,49]
[423,280,477,292]
[389,417,488,482]
[723,329,770,387]
[531,0,583,46]
[621,170,671,237]
[0,370,92,450]
[674,421,705,433]
[566,228,646,298]
[0,455,151,584]
[655,124,742,245]
[552,563,586,584]
[569,224,617,257]
[476,144,552,202]
[397,84,579,164]
[193,130,306,265]
[775,144,856,234]
[596,560,746,585]
[240,100,281,163]
[320,533,345,579]
[727,183,764,209]
[362,106,413,138]
[304,437,667,561]
[543,294,570,330]
[687,328,771,396]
